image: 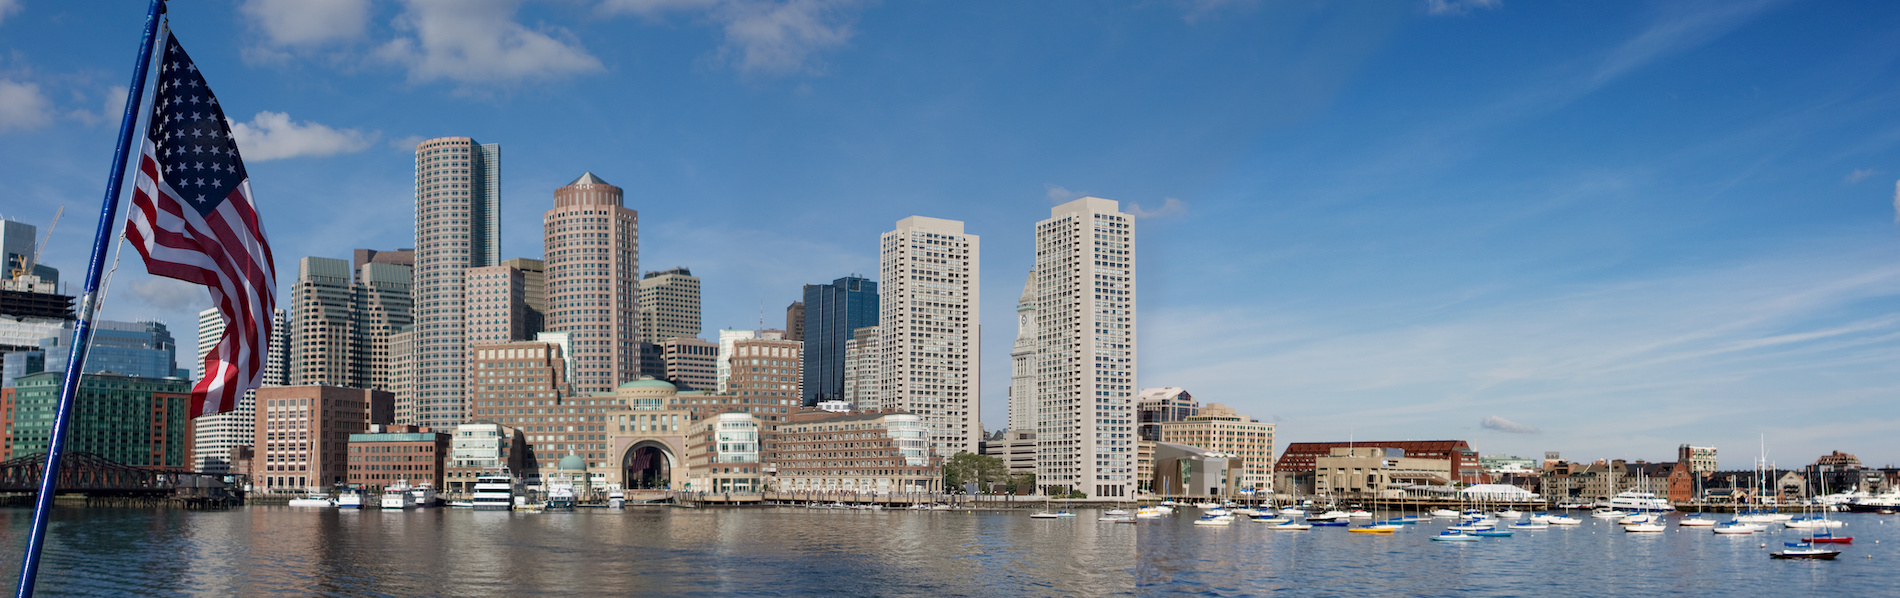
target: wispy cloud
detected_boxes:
[1127,197,1186,219]
[65,85,128,127]
[241,0,372,48]
[599,0,864,76]
[1844,168,1875,183]
[0,79,54,132]
[127,278,204,312]
[229,112,378,161]
[1045,184,1078,203]
[1893,179,1900,224]
[379,0,604,88]
[1480,415,1538,434]
[0,0,20,26]
[1424,0,1500,17]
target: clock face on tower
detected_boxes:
[1020,314,1029,327]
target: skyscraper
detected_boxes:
[191,308,288,473]
[464,264,532,344]
[1008,269,1036,433]
[841,325,880,410]
[1034,197,1135,499]
[412,137,500,431]
[800,276,877,407]
[544,172,639,395]
[286,257,413,390]
[877,216,980,458]
[784,301,805,341]
[638,267,700,342]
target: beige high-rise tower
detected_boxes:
[411,136,499,431]
[638,267,700,342]
[1035,197,1135,499]
[544,172,640,395]
[877,216,980,458]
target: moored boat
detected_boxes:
[287,492,335,508]
[336,487,366,509]
[471,472,516,511]
[1433,531,1480,542]
[1771,542,1842,560]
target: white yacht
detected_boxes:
[546,483,577,511]
[608,490,626,509]
[336,487,366,509]
[1602,491,1674,512]
[287,492,335,508]
[410,484,438,507]
[380,481,413,510]
[472,473,516,511]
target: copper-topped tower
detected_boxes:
[544,172,640,394]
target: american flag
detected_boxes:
[125,32,276,419]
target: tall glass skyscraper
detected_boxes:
[799,276,877,407]
[411,137,500,431]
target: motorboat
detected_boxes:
[545,483,577,511]
[471,472,516,511]
[607,490,625,509]
[1347,509,1374,519]
[336,487,365,509]
[1771,543,1842,560]
[410,484,438,507]
[1269,522,1312,530]
[1432,531,1480,542]
[287,492,335,508]
[1677,514,1717,527]
[380,481,413,510]
[1602,491,1674,512]
[1546,515,1582,526]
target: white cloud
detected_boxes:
[389,135,426,151]
[127,277,204,312]
[1127,197,1186,219]
[1425,0,1500,16]
[66,85,128,127]
[1892,179,1900,224]
[0,0,19,26]
[379,0,604,86]
[229,111,378,161]
[0,78,53,132]
[600,0,862,76]
[1480,415,1538,434]
[240,0,372,47]
[1844,168,1875,183]
[1045,184,1077,203]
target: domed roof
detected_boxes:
[618,376,676,390]
[558,453,586,471]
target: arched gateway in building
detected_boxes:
[623,441,674,489]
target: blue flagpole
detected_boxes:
[14,0,166,596]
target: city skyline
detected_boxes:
[4,2,1900,467]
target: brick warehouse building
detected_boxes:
[1275,440,1483,495]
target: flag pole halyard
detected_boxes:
[14,1,167,596]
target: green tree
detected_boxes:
[943,452,1007,491]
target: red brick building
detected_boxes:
[255,386,394,493]
[1277,440,1484,486]
[348,424,451,492]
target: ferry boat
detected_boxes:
[380,481,414,510]
[545,483,577,511]
[336,487,366,509]
[1600,491,1674,512]
[472,473,516,511]
[410,483,438,507]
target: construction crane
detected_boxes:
[13,205,61,281]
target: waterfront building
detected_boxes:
[0,219,58,285]
[1008,270,1036,433]
[0,315,67,388]
[1034,197,1135,498]
[1480,454,1538,474]
[1158,403,1274,493]
[287,257,413,392]
[347,424,450,493]
[715,328,756,393]
[840,326,880,410]
[877,216,981,459]
[411,136,501,431]
[1136,387,1197,442]
[784,301,804,341]
[610,377,692,490]
[31,320,186,380]
[10,372,189,468]
[638,267,700,343]
[190,308,289,473]
[254,386,394,493]
[1308,447,1454,499]
[465,341,590,475]
[816,400,850,413]
[544,172,640,395]
[980,429,1038,476]
[772,409,938,494]
[799,276,877,407]
[1276,440,1482,492]
[1681,444,1719,474]
[723,336,803,427]
[686,411,764,492]
[1150,442,1238,499]
[659,336,717,391]
[445,422,525,493]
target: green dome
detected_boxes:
[558,454,586,471]
[617,377,676,390]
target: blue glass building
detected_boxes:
[24,320,186,382]
[800,276,877,406]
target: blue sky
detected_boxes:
[3,0,1898,470]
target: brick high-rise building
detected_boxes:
[545,172,639,395]
[1035,197,1136,499]
[411,136,500,431]
[723,336,803,428]
[254,386,394,493]
[660,336,718,391]
[878,216,981,458]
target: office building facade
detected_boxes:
[254,385,394,493]
[11,372,190,468]
[638,267,700,343]
[800,276,877,407]
[544,172,640,395]
[192,308,289,473]
[412,136,500,431]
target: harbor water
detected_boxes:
[2,506,1897,596]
